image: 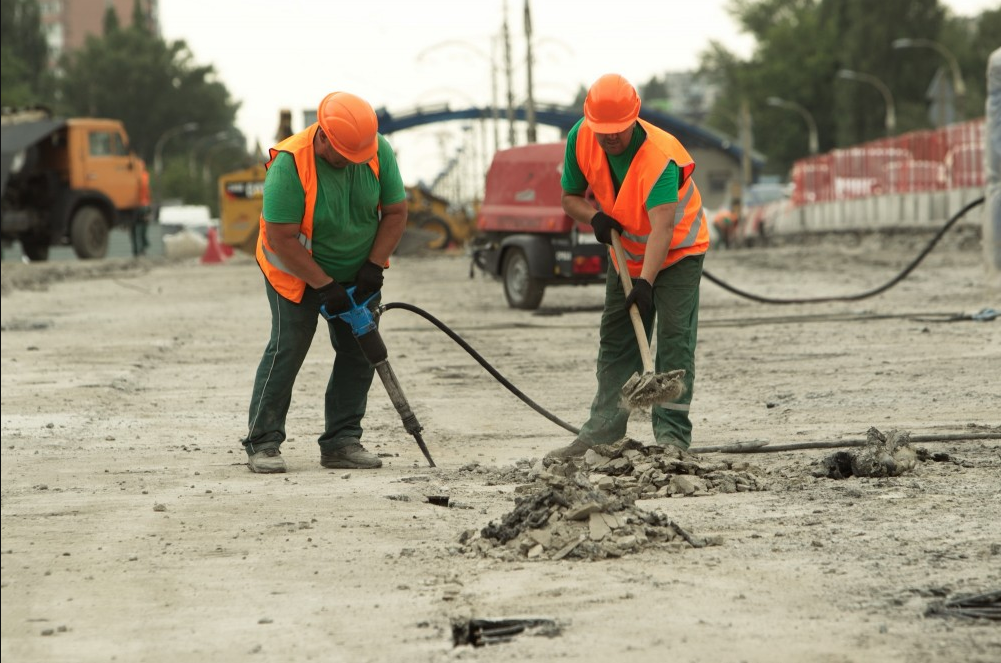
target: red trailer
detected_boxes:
[470,142,607,309]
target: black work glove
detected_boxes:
[624,278,653,318]
[589,211,623,245]
[353,261,385,303]
[317,280,351,317]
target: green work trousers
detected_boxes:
[130,215,149,257]
[242,278,376,456]
[576,253,704,449]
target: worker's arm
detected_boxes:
[367,200,408,267]
[561,191,600,224]
[263,221,333,289]
[639,202,677,283]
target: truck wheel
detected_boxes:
[21,235,50,262]
[70,205,109,259]
[418,216,452,250]
[503,248,544,310]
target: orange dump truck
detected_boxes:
[1,109,149,260]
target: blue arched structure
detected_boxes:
[374,102,763,174]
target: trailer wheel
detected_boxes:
[502,248,544,310]
[70,205,109,259]
[21,234,50,262]
[418,216,452,250]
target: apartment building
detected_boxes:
[39,0,159,66]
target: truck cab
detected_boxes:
[1,109,147,261]
[470,141,607,309]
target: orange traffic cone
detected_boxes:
[201,227,228,264]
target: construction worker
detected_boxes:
[131,168,151,257]
[242,91,408,473]
[546,74,710,460]
[711,199,741,249]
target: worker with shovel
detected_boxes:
[241,91,408,473]
[546,73,710,461]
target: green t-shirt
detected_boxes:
[561,118,679,209]
[262,133,406,282]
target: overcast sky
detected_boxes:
[158,0,994,186]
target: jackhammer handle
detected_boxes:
[610,230,655,374]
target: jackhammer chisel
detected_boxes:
[321,288,436,467]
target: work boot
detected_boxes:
[544,438,592,462]
[248,447,287,474]
[320,442,382,469]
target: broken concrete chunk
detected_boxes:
[528,527,553,549]
[622,449,644,464]
[552,535,586,560]
[584,449,611,467]
[566,502,602,521]
[589,512,612,541]
[605,458,631,473]
[595,475,616,490]
[668,475,708,496]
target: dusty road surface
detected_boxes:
[2,232,999,663]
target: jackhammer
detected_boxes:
[321,288,436,467]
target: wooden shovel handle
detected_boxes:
[610,230,655,374]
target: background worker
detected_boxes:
[546,73,710,460]
[131,168,151,257]
[711,198,741,249]
[242,91,408,474]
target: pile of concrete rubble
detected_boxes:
[458,439,768,561]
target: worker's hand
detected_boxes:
[624,278,653,317]
[353,261,385,303]
[317,280,351,317]
[590,211,623,245]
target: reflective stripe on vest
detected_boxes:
[576,118,709,277]
[255,124,380,303]
[619,184,706,262]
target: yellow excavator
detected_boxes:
[218,110,475,256]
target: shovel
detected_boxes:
[609,229,686,409]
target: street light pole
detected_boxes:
[416,39,501,154]
[189,129,243,176]
[767,96,819,155]
[837,69,896,136]
[502,0,516,148]
[202,140,245,185]
[152,121,198,210]
[153,121,199,180]
[892,37,965,122]
[523,0,537,143]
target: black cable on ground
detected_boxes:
[382,199,987,446]
[379,301,581,436]
[702,196,985,304]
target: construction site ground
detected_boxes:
[1,230,999,663]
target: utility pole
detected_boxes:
[490,35,501,154]
[740,99,753,192]
[502,0,516,147]
[524,0,537,143]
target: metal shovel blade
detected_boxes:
[621,368,686,409]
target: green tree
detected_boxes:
[56,15,243,206]
[699,0,992,178]
[102,3,119,35]
[131,0,147,31]
[0,0,52,108]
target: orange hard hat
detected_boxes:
[584,74,641,133]
[317,91,379,163]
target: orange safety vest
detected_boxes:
[576,118,709,277]
[256,124,380,303]
[138,169,151,206]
